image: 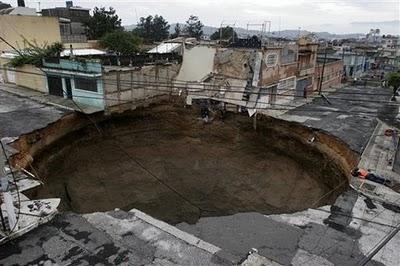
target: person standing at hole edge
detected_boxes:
[199,99,210,122]
[351,167,392,187]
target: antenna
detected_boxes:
[278,16,281,37]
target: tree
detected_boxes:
[170,23,182,39]
[134,15,170,42]
[86,7,122,40]
[99,31,142,55]
[387,72,400,101]
[184,15,203,39]
[210,26,237,41]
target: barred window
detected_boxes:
[75,78,97,92]
[265,53,277,66]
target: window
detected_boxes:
[281,47,296,64]
[75,78,97,92]
[59,23,71,35]
[265,53,277,66]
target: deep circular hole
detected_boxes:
[31,105,348,224]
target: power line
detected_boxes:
[1,80,398,118]
[3,84,398,117]
[56,86,212,216]
[3,69,400,244]
[0,66,396,99]
[0,67,396,114]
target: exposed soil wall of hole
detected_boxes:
[12,103,358,225]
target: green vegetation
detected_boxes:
[99,31,142,55]
[170,23,182,39]
[8,42,63,67]
[210,26,238,41]
[86,7,123,40]
[387,72,400,98]
[133,15,170,43]
[184,15,204,39]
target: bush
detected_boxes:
[8,42,63,67]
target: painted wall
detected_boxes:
[260,48,298,86]
[69,78,104,108]
[0,57,46,91]
[43,59,104,108]
[0,15,61,53]
[43,59,102,73]
[15,64,47,92]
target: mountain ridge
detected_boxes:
[124,23,366,40]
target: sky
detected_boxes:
[8,0,400,34]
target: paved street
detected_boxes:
[0,85,69,138]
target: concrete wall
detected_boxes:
[0,15,61,53]
[214,49,252,80]
[15,64,47,92]
[0,57,46,91]
[176,46,215,82]
[65,41,99,49]
[104,64,180,112]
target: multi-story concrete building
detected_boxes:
[176,36,322,115]
[376,35,400,71]
[297,38,318,97]
[0,15,61,53]
[0,14,62,86]
[328,49,366,79]
[41,1,90,43]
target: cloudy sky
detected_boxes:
[14,0,400,34]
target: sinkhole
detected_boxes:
[24,104,354,225]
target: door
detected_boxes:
[296,78,308,98]
[65,78,73,99]
[47,76,63,97]
[269,85,277,106]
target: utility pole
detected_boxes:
[278,16,281,37]
[318,43,328,95]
